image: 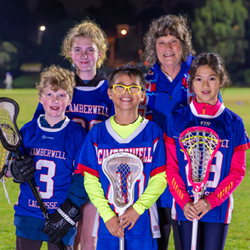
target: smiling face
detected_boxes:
[192,65,221,105]
[39,84,71,125]
[69,36,102,79]
[108,74,145,114]
[156,32,183,70]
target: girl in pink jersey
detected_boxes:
[165,52,250,250]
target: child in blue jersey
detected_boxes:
[165,52,250,250]
[77,65,167,250]
[11,65,87,250]
[33,20,113,250]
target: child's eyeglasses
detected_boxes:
[112,84,141,95]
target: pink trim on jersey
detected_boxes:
[234,142,250,152]
[206,150,245,210]
[150,165,166,177]
[164,132,175,145]
[165,136,193,210]
[76,163,100,178]
[193,98,221,115]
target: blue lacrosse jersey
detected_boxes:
[139,55,194,129]
[139,55,223,209]
[165,102,250,223]
[14,116,86,219]
[34,80,114,132]
[78,118,166,240]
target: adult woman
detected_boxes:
[139,14,196,250]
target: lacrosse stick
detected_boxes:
[102,152,143,250]
[0,144,12,204]
[179,126,220,250]
[0,97,66,250]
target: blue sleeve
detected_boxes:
[66,125,87,207]
[66,173,88,208]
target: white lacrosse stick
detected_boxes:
[179,126,220,250]
[102,152,143,250]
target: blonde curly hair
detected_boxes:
[142,14,195,68]
[36,65,76,99]
[61,19,109,69]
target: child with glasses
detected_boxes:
[76,65,167,250]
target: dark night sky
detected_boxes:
[0,0,204,71]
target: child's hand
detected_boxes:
[183,201,198,221]
[194,198,211,220]
[105,215,124,238]
[118,206,140,230]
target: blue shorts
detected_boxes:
[97,237,157,250]
[14,216,77,246]
[177,220,229,250]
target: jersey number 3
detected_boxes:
[36,159,56,199]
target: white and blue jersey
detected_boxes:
[14,116,87,244]
[139,55,223,208]
[165,101,250,223]
[77,118,166,240]
[34,72,114,132]
[139,55,194,208]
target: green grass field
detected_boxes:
[0,88,250,250]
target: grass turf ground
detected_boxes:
[0,88,250,250]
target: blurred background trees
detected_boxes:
[192,0,249,84]
[1,0,250,87]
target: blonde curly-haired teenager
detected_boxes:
[33,20,114,250]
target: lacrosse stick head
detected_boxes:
[102,152,143,216]
[0,97,22,153]
[179,126,220,194]
[0,144,11,179]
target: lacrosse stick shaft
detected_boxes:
[119,212,125,250]
[191,220,198,250]
[191,193,199,250]
[119,237,124,250]
[24,159,67,250]
[28,180,49,220]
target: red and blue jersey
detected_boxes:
[139,54,195,130]
[77,118,166,239]
[15,117,86,219]
[139,55,194,208]
[165,101,250,223]
[34,72,114,132]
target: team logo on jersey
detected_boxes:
[67,103,109,117]
[30,148,66,159]
[97,147,153,165]
[42,135,54,140]
[200,121,211,126]
[28,199,58,210]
